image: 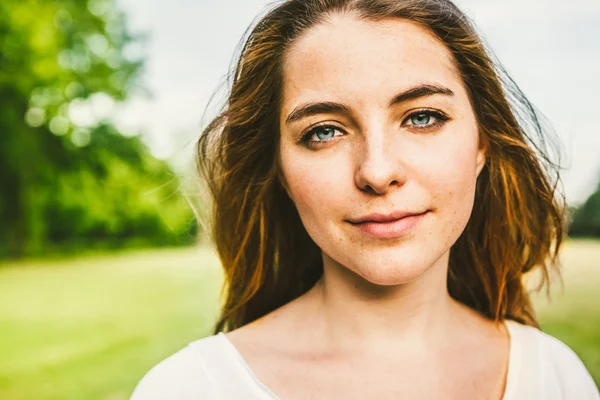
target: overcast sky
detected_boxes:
[116,0,600,204]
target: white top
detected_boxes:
[130,319,599,399]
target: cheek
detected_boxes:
[424,133,481,233]
[434,146,479,192]
[280,150,345,219]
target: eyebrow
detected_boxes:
[285,101,352,125]
[388,83,454,107]
[285,83,455,125]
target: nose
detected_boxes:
[354,129,407,195]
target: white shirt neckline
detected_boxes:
[217,318,521,400]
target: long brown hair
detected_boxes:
[196,0,566,334]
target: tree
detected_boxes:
[569,177,600,238]
[0,0,195,257]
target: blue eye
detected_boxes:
[411,113,432,126]
[300,124,344,148]
[315,126,336,140]
[404,110,449,130]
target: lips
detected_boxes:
[347,210,429,239]
[348,210,427,224]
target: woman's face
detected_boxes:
[279,15,486,285]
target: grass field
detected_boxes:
[0,240,598,399]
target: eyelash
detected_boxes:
[299,109,450,148]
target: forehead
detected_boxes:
[281,14,462,110]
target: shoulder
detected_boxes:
[507,320,599,399]
[130,335,223,400]
[535,328,599,397]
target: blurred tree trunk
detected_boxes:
[1,90,31,258]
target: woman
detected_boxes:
[132,0,599,399]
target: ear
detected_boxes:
[476,134,489,177]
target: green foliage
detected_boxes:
[569,177,600,238]
[40,125,197,251]
[0,0,196,257]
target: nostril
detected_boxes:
[354,154,407,194]
[358,178,401,195]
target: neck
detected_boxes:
[306,250,473,353]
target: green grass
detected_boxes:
[0,240,598,399]
[532,240,600,388]
[0,247,223,400]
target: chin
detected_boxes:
[343,250,437,287]
[359,263,430,286]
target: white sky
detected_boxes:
[116,0,600,204]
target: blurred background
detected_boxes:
[0,0,598,398]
